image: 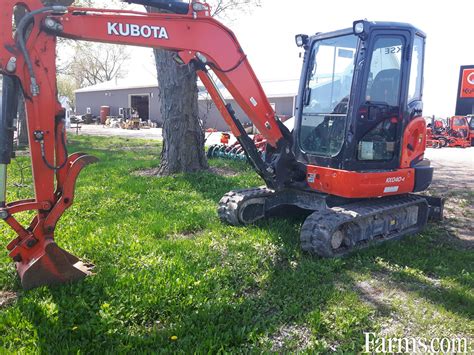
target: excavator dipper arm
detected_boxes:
[0,0,298,289]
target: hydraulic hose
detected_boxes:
[15,7,70,171]
[38,125,69,171]
[15,6,68,96]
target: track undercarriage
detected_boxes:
[218,187,444,257]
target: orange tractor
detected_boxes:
[447,116,471,147]
[426,116,471,148]
[426,118,447,148]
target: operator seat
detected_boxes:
[369,69,400,106]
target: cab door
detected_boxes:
[346,30,412,171]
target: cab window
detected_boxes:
[408,36,424,102]
[364,37,403,106]
[453,117,466,126]
[359,36,404,161]
[300,34,358,157]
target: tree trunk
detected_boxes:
[153,49,208,175]
[146,2,208,175]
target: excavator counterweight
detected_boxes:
[0,1,442,289]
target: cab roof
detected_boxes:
[310,20,426,41]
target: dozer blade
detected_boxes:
[17,241,93,290]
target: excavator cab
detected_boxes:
[219,20,441,258]
[295,21,427,174]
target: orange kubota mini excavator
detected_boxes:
[0,0,443,289]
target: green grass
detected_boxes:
[0,136,473,353]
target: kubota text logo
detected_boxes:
[107,22,169,39]
[386,177,405,184]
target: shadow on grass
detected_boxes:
[14,219,473,352]
[13,219,375,353]
[344,224,474,320]
[365,230,473,319]
[382,265,473,318]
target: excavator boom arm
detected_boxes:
[1,2,284,146]
[0,0,295,289]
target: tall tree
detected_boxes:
[15,0,126,144]
[61,42,131,88]
[154,49,206,174]
[56,0,131,98]
[148,0,261,175]
[209,0,262,19]
[56,75,77,106]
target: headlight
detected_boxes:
[295,34,309,48]
[354,22,365,34]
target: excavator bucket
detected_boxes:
[16,240,94,290]
[4,153,98,290]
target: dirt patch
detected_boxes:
[235,285,262,299]
[14,150,30,157]
[168,231,203,240]
[0,291,17,309]
[354,271,472,340]
[428,160,474,249]
[429,160,473,193]
[133,166,239,178]
[133,167,161,177]
[355,280,394,314]
[209,166,239,177]
[354,275,427,338]
[209,239,229,265]
[355,277,409,336]
[269,324,313,352]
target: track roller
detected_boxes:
[300,195,430,257]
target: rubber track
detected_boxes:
[300,194,428,257]
[218,187,274,225]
